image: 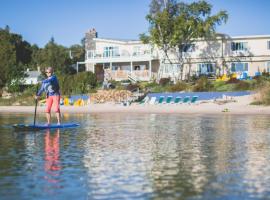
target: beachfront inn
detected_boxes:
[79,29,270,82]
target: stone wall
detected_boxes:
[85,28,97,51]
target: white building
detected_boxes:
[22,69,41,85]
[80,29,270,82]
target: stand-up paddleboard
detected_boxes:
[13,123,80,131]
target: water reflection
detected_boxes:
[1,114,270,199]
[44,129,61,185]
[81,114,270,199]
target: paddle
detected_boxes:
[34,83,39,126]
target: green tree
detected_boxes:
[58,72,97,95]
[36,37,74,74]
[0,28,16,87]
[11,33,32,65]
[29,44,41,70]
[69,44,85,72]
[74,72,97,93]
[141,0,228,80]
[0,26,33,90]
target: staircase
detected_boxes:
[128,74,138,83]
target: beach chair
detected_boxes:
[157,96,165,104]
[64,97,69,106]
[183,96,190,103]
[165,96,173,104]
[173,96,182,104]
[139,96,149,105]
[149,97,157,105]
[190,96,199,104]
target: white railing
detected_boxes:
[86,50,158,60]
[104,69,150,81]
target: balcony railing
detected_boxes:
[86,50,158,61]
[103,69,150,81]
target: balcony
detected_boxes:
[104,69,150,81]
[86,49,158,63]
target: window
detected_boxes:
[266,61,270,72]
[112,65,120,71]
[133,46,141,56]
[231,63,248,72]
[267,41,270,50]
[198,63,215,75]
[103,46,119,57]
[231,42,248,51]
[87,50,95,59]
[162,64,180,74]
[180,44,195,52]
[122,65,131,71]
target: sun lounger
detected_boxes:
[190,96,199,104]
[157,96,165,104]
[139,96,149,105]
[165,96,173,104]
[183,96,190,103]
[173,96,182,104]
[149,96,157,105]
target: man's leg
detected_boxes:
[45,96,53,125]
[46,112,51,125]
[54,96,61,125]
[56,112,61,125]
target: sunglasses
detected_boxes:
[46,71,52,74]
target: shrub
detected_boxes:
[226,77,240,84]
[58,71,97,95]
[193,76,213,92]
[159,78,171,86]
[255,82,270,105]
[213,81,230,91]
[233,81,251,91]
[254,76,270,87]
[144,81,159,88]
[168,81,189,92]
[126,84,139,92]
[150,85,170,93]
[137,81,160,92]
[262,70,270,77]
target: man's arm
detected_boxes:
[42,75,57,84]
[36,83,45,97]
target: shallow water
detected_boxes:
[0,113,270,200]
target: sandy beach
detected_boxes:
[1,95,270,115]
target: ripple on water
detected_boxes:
[1,114,270,199]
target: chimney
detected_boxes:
[85,28,98,51]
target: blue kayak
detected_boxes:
[13,123,80,131]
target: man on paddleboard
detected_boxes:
[35,67,61,126]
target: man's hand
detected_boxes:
[35,96,40,100]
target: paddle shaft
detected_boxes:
[34,84,39,126]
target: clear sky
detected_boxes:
[1,0,270,47]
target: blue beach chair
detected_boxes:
[165,96,173,104]
[173,96,182,104]
[140,96,149,105]
[157,96,165,104]
[190,96,199,104]
[183,96,190,103]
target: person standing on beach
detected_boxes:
[35,67,61,125]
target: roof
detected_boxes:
[96,34,270,44]
[26,71,41,78]
[94,38,142,45]
[230,34,270,40]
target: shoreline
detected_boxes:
[1,95,270,115]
